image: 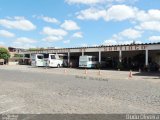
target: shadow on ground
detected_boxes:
[133,72,160,79]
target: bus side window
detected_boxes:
[51,55,56,59]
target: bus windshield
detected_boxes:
[37,55,44,59]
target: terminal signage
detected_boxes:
[52,49,70,53]
[104,45,147,51]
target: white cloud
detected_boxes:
[14,37,37,44]
[76,5,160,34]
[104,5,136,21]
[0,17,36,31]
[135,10,150,22]
[63,40,70,44]
[36,15,60,24]
[148,9,160,21]
[66,0,136,5]
[42,27,67,36]
[138,21,160,32]
[0,30,15,38]
[119,28,142,39]
[103,27,142,45]
[66,0,100,5]
[76,5,136,21]
[14,16,25,20]
[104,39,141,45]
[41,16,59,24]
[134,9,160,32]
[136,9,160,22]
[13,44,36,49]
[13,37,37,48]
[42,36,63,42]
[61,20,80,31]
[149,36,160,43]
[81,43,88,47]
[104,39,117,45]
[72,32,83,38]
[76,5,160,25]
[76,8,106,20]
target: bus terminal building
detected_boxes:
[22,43,160,71]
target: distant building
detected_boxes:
[0,46,25,65]
[8,47,25,57]
[7,47,26,65]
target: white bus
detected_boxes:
[58,54,68,67]
[31,54,44,67]
[44,54,63,68]
[79,55,98,68]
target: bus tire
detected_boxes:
[57,64,60,68]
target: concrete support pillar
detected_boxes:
[22,54,25,64]
[145,49,148,66]
[68,52,70,67]
[82,51,84,56]
[99,51,101,63]
[119,50,122,62]
[29,53,32,65]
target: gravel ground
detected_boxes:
[0,66,160,114]
[1,65,160,80]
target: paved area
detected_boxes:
[0,65,160,81]
[0,65,160,114]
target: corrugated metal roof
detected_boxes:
[27,42,160,51]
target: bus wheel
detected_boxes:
[57,64,60,68]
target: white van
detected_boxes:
[31,54,44,67]
[79,55,98,68]
[44,54,63,68]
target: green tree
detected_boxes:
[0,48,10,60]
[14,54,23,58]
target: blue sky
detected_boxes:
[0,0,160,48]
